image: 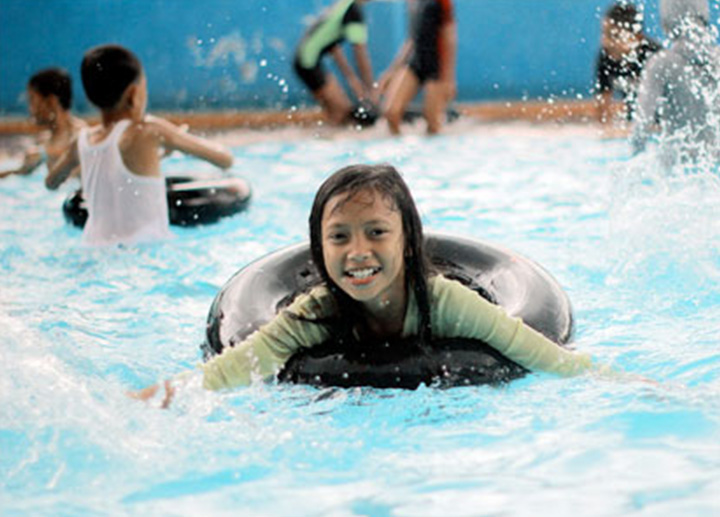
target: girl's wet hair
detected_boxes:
[28,68,73,110]
[81,44,142,110]
[308,163,433,345]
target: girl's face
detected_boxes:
[321,188,406,311]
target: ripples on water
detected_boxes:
[1,123,719,515]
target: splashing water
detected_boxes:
[1,123,719,515]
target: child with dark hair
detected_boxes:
[293,0,378,126]
[46,44,233,246]
[1,68,85,179]
[132,164,600,405]
[380,0,457,135]
[594,2,660,126]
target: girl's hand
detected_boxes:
[127,380,175,409]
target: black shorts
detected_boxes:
[409,52,440,84]
[293,55,327,92]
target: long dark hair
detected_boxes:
[308,163,433,346]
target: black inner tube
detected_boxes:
[203,234,574,389]
[62,175,251,228]
[277,337,530,389]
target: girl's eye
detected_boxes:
[368,228,388,238]
[327,232,347,243]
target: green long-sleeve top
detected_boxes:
[202,275,594,390]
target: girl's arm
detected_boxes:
[201,289,334,390]
[430,276,594,376]
[45,139,79,190]
[129,287,335,407]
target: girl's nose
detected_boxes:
[348,236,371,261]
[349,251,371,262]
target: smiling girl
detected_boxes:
[133,164,602,405]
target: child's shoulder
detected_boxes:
[142,114,177,132]
[117,116,167,145]
[122,114,181,143]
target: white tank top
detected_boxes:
[78,119,172,246]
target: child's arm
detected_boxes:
[129,287,335,407]
[128,379,176,408]
[330,45,366,101]
[45,140,79,190]
[431,276,595,377]
[0,147,44,178]
[352,43,376,101]
[146,115,233,170]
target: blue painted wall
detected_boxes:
[0,0,717,115]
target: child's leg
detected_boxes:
[382,66,420,135]
[423,80,449,135]
[313,75,353,126]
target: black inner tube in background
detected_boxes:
[202,234,574,389]
[62,175,251,228]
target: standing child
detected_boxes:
[381,0,457,135]
[1,68,85,180]
[46,44,233,246]
[293,0,378,126]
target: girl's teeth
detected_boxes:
[348,268,375,279]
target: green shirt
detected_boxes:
[202,275,594,390]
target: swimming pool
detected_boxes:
[1,122,719,515]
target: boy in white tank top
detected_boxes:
[45,44,234,246]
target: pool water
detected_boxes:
[1,123,719,516]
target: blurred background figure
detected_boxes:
[594,2,660,130]
[293,0,378,126]
[381,0,457,135]
[0,68,85,180]
[632,0,720,165]
[45,44,233,246]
